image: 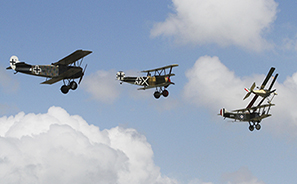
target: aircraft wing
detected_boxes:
[251,114,272,122]
[141,64,178,73]
[41,77,64,84]
[260,67,275,89]
[41,68,79,85]
[52,50,92,66]
[137,82,175,90]
[232,104,275,113]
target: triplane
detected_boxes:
[6,49,92,94]
[116,64,178,99]
[219,67,278,131]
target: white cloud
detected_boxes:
[81,70,121,104]
[282,36,297,51]
[151,0,278,51]
[222,167,265,184]
[183,55,297,136]
[0,106,177,184]
[183,55,250,110]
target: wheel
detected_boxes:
[70,81,78,90]
[255,124,261,130]
[249,125,254,131]
[162,90,169,97]
[61,85,69,94]
[154,91,161,99]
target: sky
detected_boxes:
[1,0,297,183]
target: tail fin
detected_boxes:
[243,82,256,100]
[8,56,19,70]
[116,71,125,81]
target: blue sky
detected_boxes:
[1,1,297,183]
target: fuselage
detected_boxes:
[252,89,276,98]
[220,108,260,122]
[13,63,82,79]
[121,76,170,87]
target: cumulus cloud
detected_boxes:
[81,70,121,104]
[282,35,297,51]
[151,0,278,51]
[222,167,265,184]
[183,55,249,110]
[183,55,297,136]
[0,106,177,184]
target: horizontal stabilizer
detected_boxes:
[243,82,256,100]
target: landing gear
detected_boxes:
[162,90,169,97]
[70,81,78,90]
[60,80,78,94]
[61,85,70,94]
[255,123,261,130]
[154,91,161,99]
[153,88,169,99]
[248,122,261,131]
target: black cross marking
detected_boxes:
[33,65,42,75]
[135,77,142,85]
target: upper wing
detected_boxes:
[268,73,278,91]
[141,64,178,73]
[41,68,79,85]
[233,104,275,112]
[52,50,92,66]
[260,67,275,89]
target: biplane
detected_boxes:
[6,49,92,94]
[219,67,278,131]
[116,64,178,99]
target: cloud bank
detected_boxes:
[0,106,177,184]
[151,0,278,51]
[183,55,297,136]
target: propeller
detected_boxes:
[79,64,87,84]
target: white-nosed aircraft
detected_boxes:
[6,49,92,94]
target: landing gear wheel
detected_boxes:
[154,91,161,99]
[255,124,261,130]
[70,81,78,90]
[61,85,69,94]
[162,90,169,97]
[249,125,254,131]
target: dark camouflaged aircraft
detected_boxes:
[6,49,92,94]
